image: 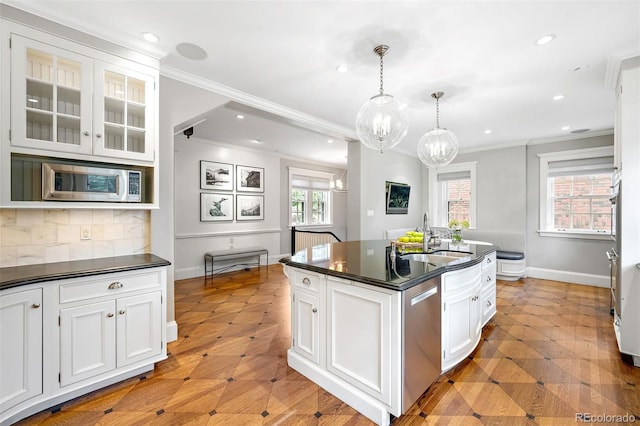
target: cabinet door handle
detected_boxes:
[108,281,123,289]
[487,301,492,307]
[119,310,126,315]
[487,258,492,263]
[96,133,103,139]
[487,276,492,282]
[302,277,311,286]
[107,313,114,318]
[31,303,41,309]
[312,308,318,313]
[83,131,90,136]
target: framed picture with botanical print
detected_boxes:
[200,193,234,221]
[236,165,264,192]
[200,161,233,191]
[236,195,264,220]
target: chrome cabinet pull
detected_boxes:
[31,303,41,309]
[96,133,103,139]
[108,281,123,290]
[302,277,311,285]
[487,276,492,282]
[312,308,318,313]
[107,313,114,318]
[83,131,90,136]
[119,310,126,315]
[487,300,492,307]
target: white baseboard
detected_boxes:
[526,267,609,288]
[166,320,178,342]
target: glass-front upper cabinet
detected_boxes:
[10,34,93,154]
[92,61,155,162]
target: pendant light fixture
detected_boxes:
[355,45,409,153]
[417,92,459,168]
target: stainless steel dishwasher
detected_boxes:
[402,276,441,413]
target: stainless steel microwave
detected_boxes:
[42,163,142,202]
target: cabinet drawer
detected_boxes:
[59,269,163,303]
[291,270,323,292]
[442,263,481,294]
[482,252,496,271]
[481,269,495,291]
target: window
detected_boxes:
[289,167,333,226]
[428,162,477,227]
[538,146,613,239]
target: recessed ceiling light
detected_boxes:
[484,129,492,135]
[553,94,565,101]
[561,126,570,131]
[536,34,556,45]
[252,139,263,144]
[142,32,158,43]
[327,139,334,143]
[336,65,348,73]
[236,114,244,119]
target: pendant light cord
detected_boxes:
[379,53,384,95]
[436,97,440,128]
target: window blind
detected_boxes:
[548,156,614,177]
[437,170,471,182]
[291,173,331,190]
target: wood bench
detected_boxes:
[204,247,269,278]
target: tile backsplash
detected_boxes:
[0,209,150,267]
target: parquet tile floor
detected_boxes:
[17,264,640,425]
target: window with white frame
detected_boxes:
[289,167,333,226]
[428,162,477,228]
[538,146,613,238]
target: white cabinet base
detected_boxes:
[288,350,393,426]
[1,364,153,426]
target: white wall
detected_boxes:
[526,134,614,283]
[153,76,229,329]
[348,142,425,240]
[173,136,281,279]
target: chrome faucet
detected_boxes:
[423,212,431,252]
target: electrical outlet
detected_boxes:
[80,226,91,240]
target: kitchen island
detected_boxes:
[280,240,497,426]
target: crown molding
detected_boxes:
[605,47,640,89]
[526,128,613,146]
[161,65,360,143]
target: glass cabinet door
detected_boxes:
[10,34,92,154]
[93,62,155,162]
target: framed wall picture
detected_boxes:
[236,195,264,220]
[385,181,411,214]
[201,193,234,221]
[201,161,233,191]
[236,165,264,192]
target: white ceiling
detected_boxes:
[7,1,640,167]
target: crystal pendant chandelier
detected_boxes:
[417,92,459,168]
[355,45,409,153]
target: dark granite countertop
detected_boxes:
[280,240,497,291]
[0,254,171,291]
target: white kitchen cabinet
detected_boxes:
[481,251,497,326]
[59,292,162,387]
[0,288,43,414]
[326,277,395,406]
[0,265,167,425]
[291,289,321,364]
[60,300,116,386]
[7,27,157,163]
[441,263,482,372]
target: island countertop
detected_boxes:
[280,240,497,291]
